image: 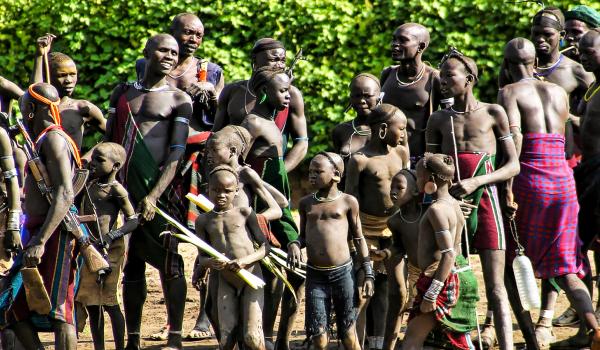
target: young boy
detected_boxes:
[194,165,269,350]
[288,152,374,349]
[403,153,479,350]
[345,103,409,348]
[76,142,138,350]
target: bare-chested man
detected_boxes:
[564,6,600,62]
[575,28,600,339]
[33,35,106,150]
[287,152,374,350]
[345,103,409,349]
[403,153,479,350]
[241,67,302,349]
[1,83,82,349]
[380,23,441,160]
[426,50,520,350]
[499,37,600,349]
[213,38,308,174]
[105,34,192,350]
[194,165,269,350]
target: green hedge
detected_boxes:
[0,0,595,156]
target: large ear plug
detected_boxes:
[332,170,341,183]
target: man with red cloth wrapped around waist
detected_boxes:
[425,49,520,350]
[499,37,600,350]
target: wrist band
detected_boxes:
[424,279,444,302]
[362,260,374,279]
[126,214,139,221]
[3,169,17,179]
[107,229,124,241]
[7,210,20,231]
[174,117,190,125]
[107,107,116,114]
[439,247,454,254]
[287,240,301,249]
[170,144,185,150]
[294,137,309,142]
[498,133,513,141]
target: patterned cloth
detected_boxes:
[0,214,82,330]
[245,156,298,246]
[456,152,506,251]
[409,256,478,350]
[509,134,584,278]
[183,131,212,228]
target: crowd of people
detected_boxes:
[0,4,599,350]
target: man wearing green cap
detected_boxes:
[564,5,600,62]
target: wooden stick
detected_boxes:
[42,46,50,84]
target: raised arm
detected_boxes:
[31,34,55,84]
[0,76,24,101]
[24,134,74,267]
[283,85,308,172]
[138,93,192,221]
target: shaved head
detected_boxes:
[504,37,536,65]
[28,83,59,103]
[171,12,203,33]
[144,34,178,53]
[396,23,430,47]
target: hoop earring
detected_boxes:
[424,176,437,195]
[379,128,387,140]
[27,113,34,120]
[259,93,267,104]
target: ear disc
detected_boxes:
[332,170,341,182]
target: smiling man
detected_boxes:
[105,33,193,350]
[32,35,106,150]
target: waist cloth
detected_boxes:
[112,91,185,278]
[0,213,83,330]
[245,156,298,246]
[509,134,584,279]
[409,255,479,350]
[456,152,505,251]
[574,152,600,249]
[359,211,392,275]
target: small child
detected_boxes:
[288,152,374,350]
[403,153,478,350]
[76,142,138,350]
[194,165,269,350]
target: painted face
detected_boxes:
[308,155,337,189]
[350,77,380,117]
[208,171,238,210]
[579,34,600,73]
[51,60,77,97]
[531,25,561,56]
[565,19,589,57]
[381,113,407,147]
[147,37,179,75]
[390,173,414,207]
[440,58,471,98]
[89,147,117,179]
[264,73,291,111]
[206,138,232,169]
[391,27,421,61]
[253,48,286,70]
[173,17,204,56]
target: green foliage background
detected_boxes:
[0,0,596,155]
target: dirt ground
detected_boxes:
[37,244,590,349]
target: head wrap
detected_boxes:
[565,6,600,28]
[28,84,62,125]
[251,38,285,56]
[532,7,565,31]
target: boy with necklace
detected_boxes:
[288,152,373,350]
[77,142,138,350]
[345,103,409,348]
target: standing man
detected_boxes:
[106,34,192,350]
[212,38,308,173]
[564,6,600,62]
[499,37,600,349]
[426,50,520,350]
[381,23,441,161]
[4,83,81,349]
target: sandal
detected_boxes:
[185,327,213,340]
[473,324,496,349]
[148,325,169,341]
[552,307,579,327]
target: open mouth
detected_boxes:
[160,62,173,70]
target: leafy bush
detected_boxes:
[0,0,595,156]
